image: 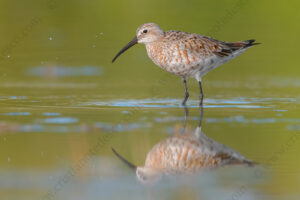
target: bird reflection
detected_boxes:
[112,106,254,184]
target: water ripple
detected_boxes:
[42,112,61,116]
[79,98,281,109]
[3,112,31,116]
[0,122,150,133]
[154,115,300,124]
[27,66,102,77]
[42,117,78,124]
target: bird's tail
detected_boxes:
[229,158,258,167]
[226,39,261,51]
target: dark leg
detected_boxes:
[182,79,189,105]
[183,105,189,130]
[177,105,189,135]
[198,81,204,126]
[198,101,203,127]
[198,81,204,106]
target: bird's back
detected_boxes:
[145,30,258,78]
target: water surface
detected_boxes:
[0,0,299,199]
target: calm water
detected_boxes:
[0,0,300,199]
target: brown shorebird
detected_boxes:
[112,107,254,184]
[112,23,260,105]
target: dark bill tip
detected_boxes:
[111,147,137,171]
[112,36,138,63]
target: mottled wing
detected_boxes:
[165,31,258,60]
[164,31,226,61]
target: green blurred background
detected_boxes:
[0,0,299,199]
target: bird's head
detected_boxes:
[112,23,164,62]
[111,148,162,184]
[136,23,165,44]
[136,166,162,184]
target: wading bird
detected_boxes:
[112,23,260,105]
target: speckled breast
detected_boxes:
[145,42,203,77]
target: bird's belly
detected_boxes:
[150,55,220,78]
[146,44,222,78]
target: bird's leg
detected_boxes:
[198,81,204,106]
[199,101,203,127]
[182,78,189,105]
[183,105,189,132]
[198,80,204,127]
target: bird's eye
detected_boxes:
[143,29,148,33]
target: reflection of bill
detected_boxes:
[112,107,255,184]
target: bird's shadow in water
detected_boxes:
[112,105,255,184]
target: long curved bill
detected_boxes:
[111,148,137,171]
[112,36,138,63]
